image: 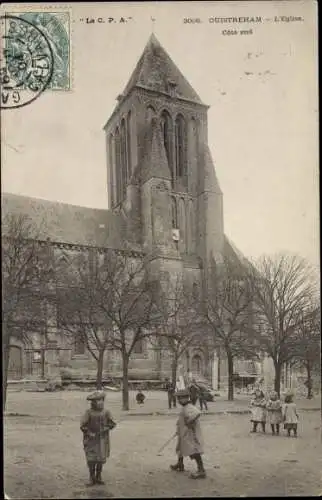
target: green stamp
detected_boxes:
[11,12,71,90]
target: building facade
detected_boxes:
[3,34,258,387]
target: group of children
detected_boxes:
[250,389,299,437]
[80,387,206,485]
[80,386,300,487]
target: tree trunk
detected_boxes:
[227,351,234,401]
[122,352,130,411]
[3,341,10,412]
[96,349,105,390]
[306,362,313,399]
[273,360,282,397]
[171,357,178,388]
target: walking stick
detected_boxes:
[156,409,203,456]
[156,432,177,456]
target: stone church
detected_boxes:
[3,34,271,388]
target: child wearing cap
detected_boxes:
[170,388,206,479]
[80,391,116,486]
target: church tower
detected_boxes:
[103,34,224,268]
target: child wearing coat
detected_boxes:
[282,393,299,437]
[189,380,199,406]
[80,391,116,486]
[249,389,267,433]
[198,386,208,411]
[136,389,146,405]
[266,391,283,435]
[170,388,206,479]
[164,378,176,409]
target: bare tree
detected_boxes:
[249,253,317,397]
[204,258,256,401]
[292,304,321,398]
[2,213,50,409]
[57,247,156,410]
[151,275,201,387]
[56,248,111,391]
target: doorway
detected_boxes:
[192,354,203,376]
[7,345,23,380]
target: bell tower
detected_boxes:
[103,34,224,266]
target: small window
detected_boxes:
[74,336,86,355]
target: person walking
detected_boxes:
[282,393,299,437]
[198,386,208,411]
[189,379,199,406]
[266,391,283,435]
[249,389,267,433]
[80,391,116,486]
[165,377,176,409]
[170,388,206,479]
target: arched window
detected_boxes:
[160,110,173,182]
[74,336,86,355]
[126,111,132,180]
[175,114,186,182]
[171,196,177,228]
[192,354,202,375]
[8,345,23,380]
[114,127,121,204]
[120,119,127,198]
[187,199,195,253]
[191,117,198,156]
[133,338,144,354]
[147,105,156,122]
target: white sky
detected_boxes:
[1,1,319,267]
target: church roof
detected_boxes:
[223,236,254,271]
[1,193,125,249]
[202,144,222,195]
[122,33,204,105]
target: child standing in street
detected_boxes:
[249,389,267,433]
[136,388,146,405]
[164,377,176,409]
[80,391,116,486]
[266,391,283,435]
[170,388,206,479]
[282,393,299,437]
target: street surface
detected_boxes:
[4,391,322,498]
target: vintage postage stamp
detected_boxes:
[7,11,71,90]
[0,10,70,108]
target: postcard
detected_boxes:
[2,2,319,499]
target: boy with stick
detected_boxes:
[170,388,206,479]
